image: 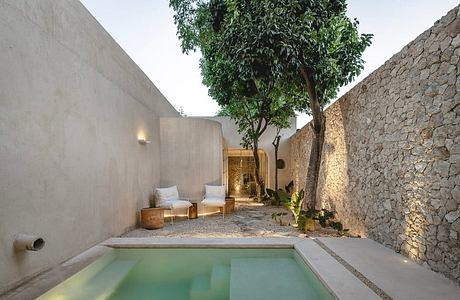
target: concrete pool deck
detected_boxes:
[2,237,459,300]
[318,237,460,300]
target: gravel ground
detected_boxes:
[123,202,343,238]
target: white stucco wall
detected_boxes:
[208,117,297,191]
[0,0,297,294]
[0,0,179,293]
[160,118,223,202]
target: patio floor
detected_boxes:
[125,202,298,238]
[124,201,342,238]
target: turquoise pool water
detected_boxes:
[39,248,334,300]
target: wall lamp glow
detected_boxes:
[138,138,151,145]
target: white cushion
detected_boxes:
[202,197,225,207]
[205,185,225,200]
[159,199,192,210]
[156,186,179,202]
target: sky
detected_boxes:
[80,0,459,128]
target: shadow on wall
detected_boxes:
[317,96,358,235]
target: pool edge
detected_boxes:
[3,237,381,300]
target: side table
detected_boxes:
[189,202,198,219]
[140,207,164,229]
[220,197,235,214]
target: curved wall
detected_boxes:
[160,118,223,201]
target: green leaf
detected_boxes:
[277,189,290,203]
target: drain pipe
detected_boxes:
[14,234,45,251]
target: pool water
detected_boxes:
[39,248,334,300]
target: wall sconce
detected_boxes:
[138,138,150,145]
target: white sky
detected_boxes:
[80,0,459,128]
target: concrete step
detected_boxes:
[210,264,230,290]
[189,264,230,300]
[189,274,211,300]
[39,259,137,299]
[210,264,230,299]
[229,258,311,300]
[75,259,137,299]
[67,251,117,287]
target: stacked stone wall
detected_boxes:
[290,5,460,283]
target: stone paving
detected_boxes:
[123,202,342,238]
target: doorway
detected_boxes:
[225,149,268,198]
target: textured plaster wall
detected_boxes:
[0,0,178,293]
[160,118,223,202]
[290,6,460,283]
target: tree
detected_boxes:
[266,0,372,209]
[272,127,282,190]
[221,99,293,200]
[170,0,371,207]
[215,106,231,117]
[170,0,298,200]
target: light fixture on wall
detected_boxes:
[138,138,150,145]
[137,132,150,145]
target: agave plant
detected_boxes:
[286,190,305,223]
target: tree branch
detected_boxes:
[272,127,281,148]
[259,117,269,136]
[241,101,255,134]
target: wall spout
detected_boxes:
[14,234,45,251]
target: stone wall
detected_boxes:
[290,6,460,283]
[228,156,257,197]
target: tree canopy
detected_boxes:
[171,0,302,199]
[171,0,371,111]
[170,0,372,206]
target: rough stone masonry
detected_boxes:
[290,5,460,283]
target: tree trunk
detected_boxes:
[304,117,325,209]
[252,141,265,201]
[301,67,326,210]
[272,133,281,190]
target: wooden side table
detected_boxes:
[140,208,164,229]
[189,202,198,219]
[220,197,235,214]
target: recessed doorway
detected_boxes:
[225,149,268,198]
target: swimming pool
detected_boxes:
[39,248,334,300]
